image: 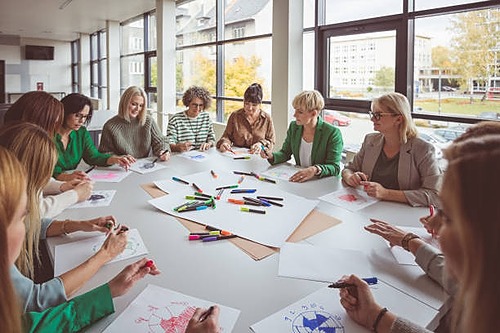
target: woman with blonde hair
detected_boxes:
[338,134,500,333]
[0,122,129,313]
[261,90,343,182]
[99,86,170,161]
[342,92,441,206]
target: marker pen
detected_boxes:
[237,176,245,184]
[192,183,203,193]
[85,165,95,173]
[215,185,239,190]
[199,306,214,322]
[178,205,208,212]
[257,196,284,201]
[429,205,435,216]
[328,277,378,288]
[261,177,277,184]
[242,197,265,206]
[257,198,272,207]
[202,234,238,242]
[263,199,283,207]
[233,156,250,160]
[194,192,214,199]
[172,176,189,185]
[228,198,245,205]
[233,171,253,176]
[231,189,257,194]
[144,260,155,268]
[210,170,218,178]
[240,206,266,214]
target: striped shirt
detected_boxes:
[166,111,216,148]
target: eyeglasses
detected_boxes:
[368,111,397,121]
[74,113,90,121]
[190,103,204,109]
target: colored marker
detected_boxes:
[257,196,284,201]
[178,205,208,212]
[328,277,378,288]
[144,260,155,268]
[240,206,266,214]
[215,185,239,190]
[231,189,257,194]
[194,192,214,199]
[257,198,272,207]
[85,165,95,173]
[429,205,435,216]
[228,198,245,205]
[172,176,189,185]
[216,189,224,200]
[261,177,277,184]
[104,221,113,230]
[189,232,210,236]
[233,156,251,160]
[202,234,238,242]
[192,183,203,193]
[204,225,232,236]
[263,199,283,207]
[199,306,214,322]
[242,197,265,206]
[237,176,245,184]
[243,200,262,206]
[185,195,210,201]
[211,170,218,178]
[233,171,253,176]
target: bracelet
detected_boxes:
[314,165,322,176]
[372,307,388,333]
[61,219,70,236]
[401,232,420,251]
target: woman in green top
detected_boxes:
[261,90,343,182]
[0,146,220,333]
[54,93,135,181]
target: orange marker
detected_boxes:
[227,198,245,205]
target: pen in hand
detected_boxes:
[199,306,214,322]
[328,277,378,288]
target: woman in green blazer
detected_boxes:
[261,90,343,182]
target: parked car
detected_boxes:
[419,133,446,159]
[433,127,467,142]
[478,111,500,120]
[323,110,351,126]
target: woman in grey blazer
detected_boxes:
[342,93,441,207]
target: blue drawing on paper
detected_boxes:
[291,311,344,333]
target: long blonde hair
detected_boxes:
[371,92,417,144]
[443,135,500,332]
[0,123,57,278]
[118,86,148,125]
[0,147,26,333]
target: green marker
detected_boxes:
[240,206,266,214]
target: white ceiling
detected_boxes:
[0,0,157,41]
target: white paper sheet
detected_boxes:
[87,166,131,183]
[219,146,253,158]
[179,150,209,162]
[68,190,116,209]
[250,283,438,333]
[278,243,372,282]
[260,164,304,181]
[103,284,240,333]
[149,170,318,248]
[129,158,168,174]
[153,178,192,195]
[388,226,441,266]
[54,228,148,276]
[319,187,378,212]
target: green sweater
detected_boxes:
[23,284,114,333]
[53,127,112,177]
[271,117,343,177]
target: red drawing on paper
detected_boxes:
[338,194,358,202]
[91,172,120,180]
[135,302,196,333]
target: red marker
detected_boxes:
[144,260,155,268]
[429,205,435,216]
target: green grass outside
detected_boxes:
[415,98,500,116]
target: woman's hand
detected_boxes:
[219,142,232,153]
[344,171,369,187]
[77,215,118,234]
[74,181,93,202]
[58,171,90,182]
[361,181,387,199]
[339,275,385,330]
[289,167,316,183]
[420,213,441,238]
[249,143,262,154]
[364,219,407,247]
[199,142,212,151]
[185,306,221,333]
[97,228,128,262]
[159,151,170,162]
[176,142,193,152]
[108,258,161,297]
[60,179,83,192]
[260,147,273,160]
[108,155,136,170]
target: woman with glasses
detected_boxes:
[261,90,343,182]
[338,135,500,333]
[99,86,170,161]
[167,86,216,152]
[341,92,441,206]
[216,83,275,154]
[54,93,134,181]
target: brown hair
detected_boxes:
[182,86,212,109]
[244,83,263,104]
[0,146,25,333]
[4,91,63,137]
[0,123,57,278]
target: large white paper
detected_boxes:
[260,164,304,181]
[319,187,378,212]
[103,284,240,333]
[54,228,148,276]
[388,226,441,266]
[153,178,192,195]
[149,170,318,248]
[250,283,438,333]
[179,150,209,162]
[87,166,131,183]
[279,243,372,282]
[129,158,168,174]
[68,190,116,209]
[219,146,253,159]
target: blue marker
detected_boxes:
[230,189,257,194]
[327,277,378,288]
[178,205,208,213]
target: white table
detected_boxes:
[46,149,444,332]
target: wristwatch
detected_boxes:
[314,165,321,176]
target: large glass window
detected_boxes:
[90,30,107,109]
[176,0,273,123]
[324,0,402,25]
[71,40,80,93]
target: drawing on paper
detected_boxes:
[91,172,121,180]
[319,187,378,212]
[92,235,141,258]
[134,302,197,333]
[69,190,116,209]
[338,193,364,203]
[88,194,106,202]
[284,303,345,333]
